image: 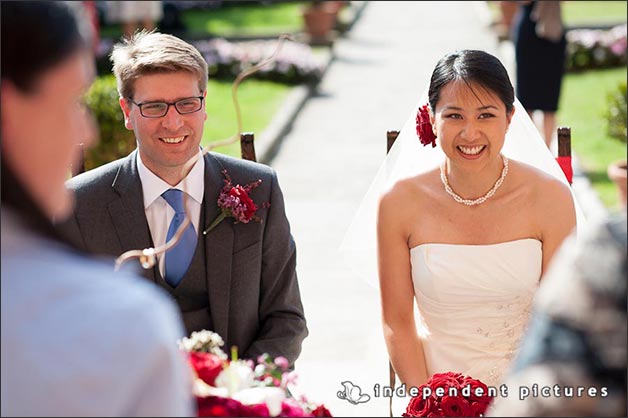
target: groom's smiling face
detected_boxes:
[120,71,207,183]
[432,80,514,164]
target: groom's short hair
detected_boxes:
[110,31,208,100]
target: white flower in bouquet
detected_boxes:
[232,386,286,416]
[215,359,255,396]
[178,330,228,359]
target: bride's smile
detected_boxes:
[457,144,486,159]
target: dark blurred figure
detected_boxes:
[161,1,187,35]
[512,0,566,149]
[488,213,627,416]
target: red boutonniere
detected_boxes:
[416,104,437,147]
[202,170,270,235]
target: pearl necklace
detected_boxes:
[440,155,509,206]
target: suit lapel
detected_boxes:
[202,153,233,343]
[108,150,156,282]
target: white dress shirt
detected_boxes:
[137,151,205,278]
[1,209,195,416]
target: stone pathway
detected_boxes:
[266,2,502,416]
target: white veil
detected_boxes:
[340,87,587,289]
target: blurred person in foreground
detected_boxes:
[1,2,194,415]
[487,213,627,416]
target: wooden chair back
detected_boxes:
[240,132,257,162]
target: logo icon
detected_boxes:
[337,381,371,405]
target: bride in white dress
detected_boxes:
[373,50,579,401]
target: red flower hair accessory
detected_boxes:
[416,104,437,147]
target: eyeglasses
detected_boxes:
[128,96,204,118]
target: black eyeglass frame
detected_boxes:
[127,96,205,118]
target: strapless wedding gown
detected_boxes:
[411,238,542,386]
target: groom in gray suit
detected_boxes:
[62,31,307,366]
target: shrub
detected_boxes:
[605,81,627,143]
[83,75,136,170]
[194,38,325,85]
[566,24,627,72]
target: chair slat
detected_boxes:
[240,132,257,162]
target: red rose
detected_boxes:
[311,404,333,417]
[469,401,490,417]
[189,352,224,386]
[403,393,439,417]
[461,376,491,405]
[280,400,306,417]
[441,395,472,416]
[429,372,464,391]
[241,403,271,417]
[415,104,437,148]
[228,185,257,220]
[196,396,270,417]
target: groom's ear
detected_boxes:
[119,97,134,131]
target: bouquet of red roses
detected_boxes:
[179,330,332,417]
[403,372,493,417]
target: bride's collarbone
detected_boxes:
[410,199,536,246]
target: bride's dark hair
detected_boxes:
[1,1,91,242]
[428,49,515,114]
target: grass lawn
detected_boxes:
[562,1,627,26]
[99,2,308,39]
[182,2,307,37]
[202,79,292,157]
[557,67,627,211]
[486,1,626,27]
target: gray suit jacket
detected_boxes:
[62,150,307,366]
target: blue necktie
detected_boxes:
[162,189,197,287]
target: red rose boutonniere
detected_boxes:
[203,170,270,235]
[416,104,437,148]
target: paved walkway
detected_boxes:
[266,2,505,416]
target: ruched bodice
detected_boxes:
[411,238,542,386]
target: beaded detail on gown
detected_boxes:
[410,238,542,386]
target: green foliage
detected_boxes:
[558,67,628,209]
[202,79,291,157]
[561,1,627,26]
[82,75,291,168]
[565,24,627,72]
[99,2,308,40]
[180,2,307,37]
[83,75,136,171]
[605,81,627,142]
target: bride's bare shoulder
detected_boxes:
[379,169,439,209]
[509,159,574,211]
